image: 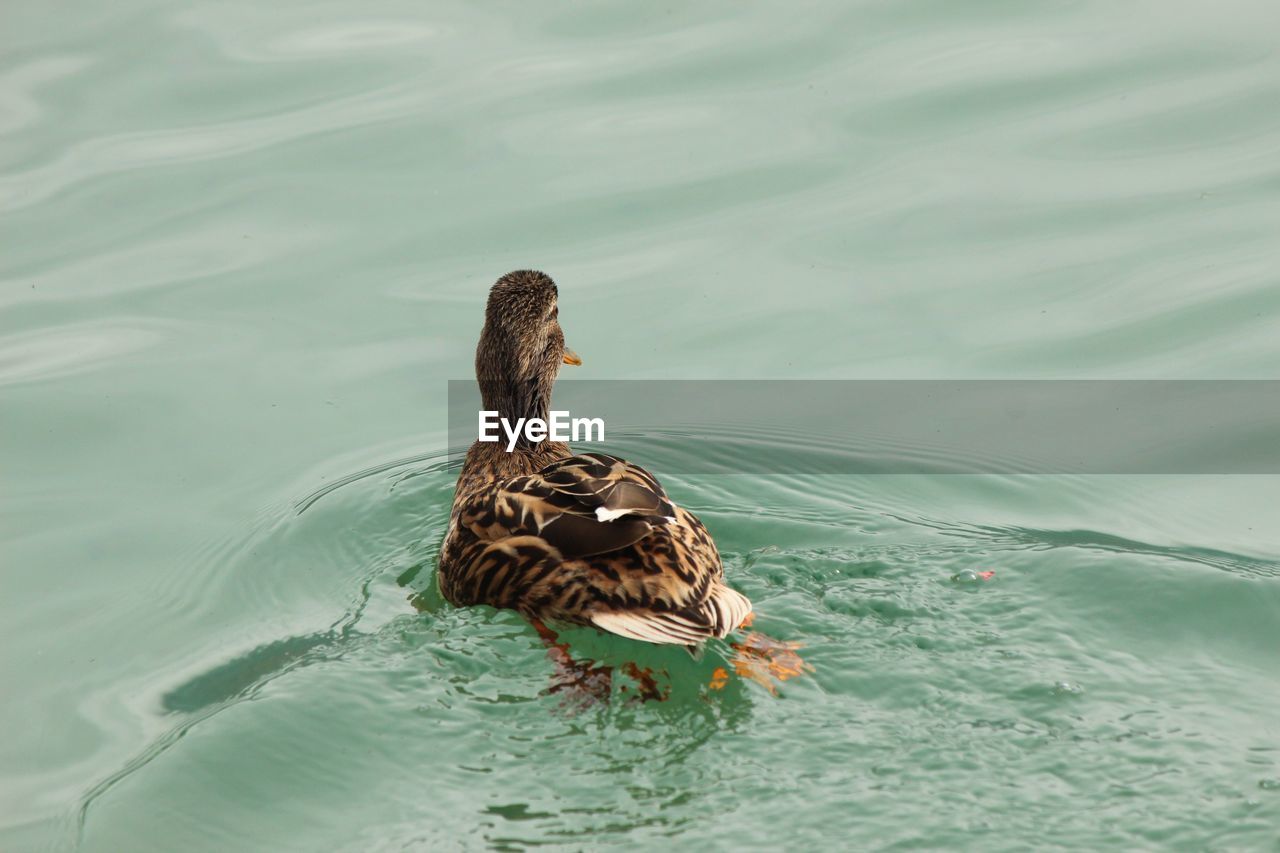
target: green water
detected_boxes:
[4,0,1280,849]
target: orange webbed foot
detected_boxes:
[620,663,670,704]
[712,613,814,694]
[530,618,614,712]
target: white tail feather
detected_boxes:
[710,584,753,636]
[590,611,705,645]
[590,584,754,646]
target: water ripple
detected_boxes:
[0,82,427,213]
[0,318,170,386]
[0,56,92,137]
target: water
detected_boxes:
[4,0,1280,849]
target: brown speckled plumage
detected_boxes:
[437,271,752,645]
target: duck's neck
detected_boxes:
[479,378,551,435]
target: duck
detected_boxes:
[438,270,753,646]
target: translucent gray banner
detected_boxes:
[446,380,1280,474]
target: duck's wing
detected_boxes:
[453,453,753,644]
[456,452,676,560]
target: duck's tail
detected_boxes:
[589,583,753,646]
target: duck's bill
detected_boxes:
[563,349,582,366]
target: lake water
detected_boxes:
[4,0,1280,849]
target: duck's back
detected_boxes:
[438,449,751,645]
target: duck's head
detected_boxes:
[475,270,580,419]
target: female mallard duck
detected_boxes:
[438,270,752,645]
